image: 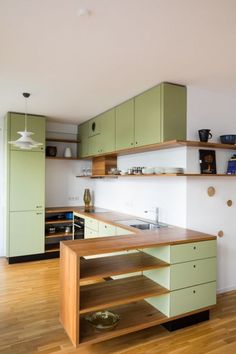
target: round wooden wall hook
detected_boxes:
[227,200,233,207]
[207,186,215,197]
[218,230,224,238]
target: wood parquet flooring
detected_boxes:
[0,257,235,354]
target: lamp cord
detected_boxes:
[24,96,28,132]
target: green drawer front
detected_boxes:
[116,227,134,236]
[170,258,216,290]
[99,222,116,237]
[170,240,216,264]
[170,282,216,317]
[84,227,98,239]
[84,217,99,231]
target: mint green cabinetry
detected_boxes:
[134,83,186,147]
[135,85,161,147]
[5,113,45,258]
[170,240,216,264]
[9,112,45,151]
[100,109,115,154]
[10,151,45,211]
[115,99,134,150]
[78,121,89,158]
[9,211,44,257]
[88,133,101,156]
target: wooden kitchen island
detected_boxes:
[60,222,216,348]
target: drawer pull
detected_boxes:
[193,246,196,250]
[36,205,42,208]
[36,212,43,215]
[193,290,196,294]
[193,264,196,268]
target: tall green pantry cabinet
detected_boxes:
[5,113,45,262]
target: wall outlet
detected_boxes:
[68,196,79,201]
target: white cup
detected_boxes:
[64,147,72,158]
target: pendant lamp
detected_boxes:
[8,92,43,150]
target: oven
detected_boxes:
[73,215,85,240]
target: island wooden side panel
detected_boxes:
[60,242,80,346]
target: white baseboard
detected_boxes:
[217,285,236,294]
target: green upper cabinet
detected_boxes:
[100,109,115,154]
[9,112,45,152]
[88,133,102,156]
[9,151,45,211]
[135,86,161,147]
[134,83,186,148]
[88,117,101,137]
[115,99,134,150]
[78,121,89,158]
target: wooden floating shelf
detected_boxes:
[80,252,169,281]
[45,232,73,239]
[80,300,167,346]
[81,140,236,160]
[46,207,76,213]
[80,275,169,314]
[45,246,60,253]
[45,219,73,225]
[46,157,81,160]
[46,138,79,143]
[77,173,236,178]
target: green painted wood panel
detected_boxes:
[116,227,134,236]
[78,122,89,157]
[170,282,216,317]
[134,85,161,147]
[9,113,45,152]
[84,217,99,231]
[145,294,170,317]
[141,246,170,263]
[9,151,45,211]
[115,99,134,150]
[88,117,101,137]
[170,258,216,290]
[9,211,44,257]
[100,109,115,154]
[170,240,216,264]
[144,266,170,289]
[99,221,116,237]
[84,227,98,239]
[88,133,101,156]
[161,83,187,141]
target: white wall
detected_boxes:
[0,117,4,256]
[187,86,236,293]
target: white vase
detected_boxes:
[64,147,72,158]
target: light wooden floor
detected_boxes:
[0,258,236,354]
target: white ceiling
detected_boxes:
[0,0,236,124]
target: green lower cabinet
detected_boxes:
[115,99,134,150]
[9,151,45,211]
[170,282,216,317]
[116,227,134,236]
[170,258,216,290]
[170,240,216,264]
[99,222,116,237]
[9,211,44,257]
[84,227,98,239]
[8,112,45,152]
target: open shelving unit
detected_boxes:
[77,173,236,178]
[46,137,82,160]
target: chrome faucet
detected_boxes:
[144,207,159,224]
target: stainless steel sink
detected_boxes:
[116,219,168,230]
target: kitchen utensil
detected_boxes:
[198,129,212,142]
[85,310,120,330]
[220,135,236,144]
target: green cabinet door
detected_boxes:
[9,113,45,152]
[9,210,44,257]
[10,151,45,211]
[88,133,101,156]
[115,99,134,150]
[161,83,187,141]
[78,122,89,158]
[134,85,161,147]
[100,109,115,154]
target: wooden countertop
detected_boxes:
[55,205,216,257]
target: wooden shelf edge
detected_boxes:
[80,275,169,314]
[76,173,236,178]
[46,157,81,160]
[78,139,236,160]
[45,232,73,238]
[46,138,79,143]
[45,219,73,224]
[80,252,169,281]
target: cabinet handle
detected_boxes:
[105,225,107,228]
[131,142,134,146]
[193,290,196,294]
[193,246,196,250]
[193,264,196,268]
[36,212,43,215]
[36,205,42,208]
[135,141,138,145]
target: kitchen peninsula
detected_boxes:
[60,208,216,347]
